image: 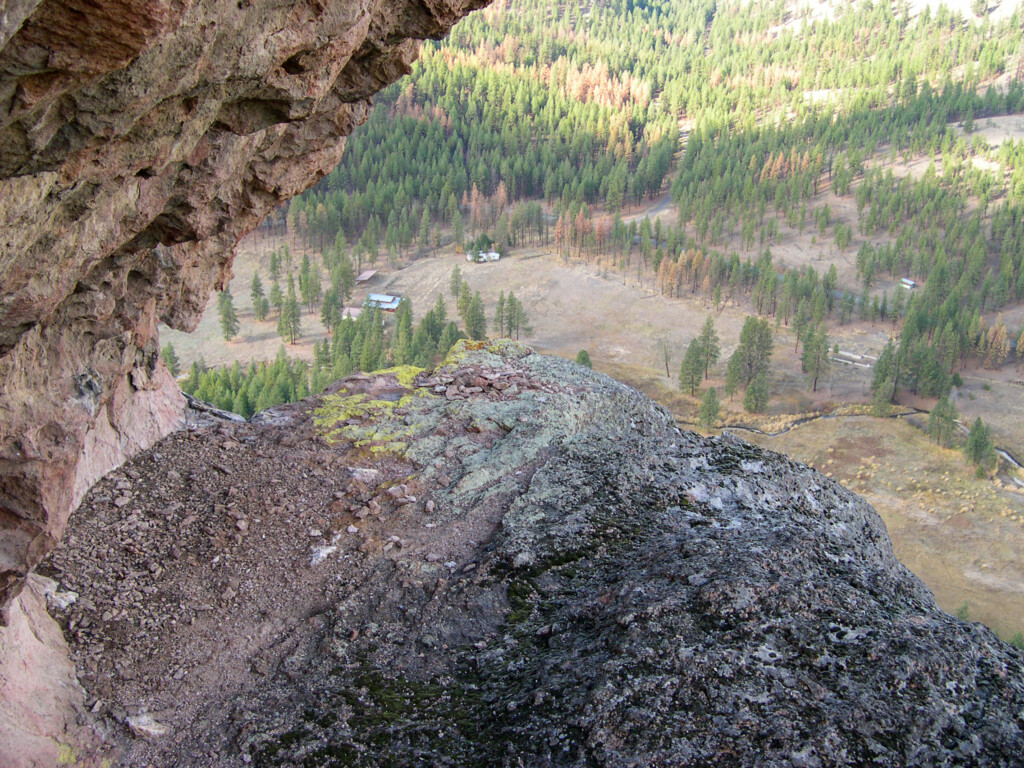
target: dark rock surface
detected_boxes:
[44,344,1024,766]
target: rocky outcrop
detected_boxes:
[0,0,488,620]
[42,344,1024,766]
[5,1,1024,764]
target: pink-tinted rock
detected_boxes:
[0,576,103,768]
[0,0,488,761]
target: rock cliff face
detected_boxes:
[42,344,1024,765]
[0,0,487,620]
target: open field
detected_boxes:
[964,112,1024,147]
[165,222,1024,459]
[160,234,332,370]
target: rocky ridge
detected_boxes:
[42,343,1024,766]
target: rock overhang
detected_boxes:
[0,2,489,763]
[0,0,490,619]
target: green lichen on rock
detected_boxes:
[439,338,532,370]
[313,392,423,454]
[312,367,432,455]
[371,364,424,388]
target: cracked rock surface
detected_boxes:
[44,344,1024,766]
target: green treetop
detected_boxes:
[697,316,720,379]
[160,342,180,377]
[927,394,959,447]
[217,289,239,341]
[698,387,720,429]
[679,338,704,397]
[964,417,996,475]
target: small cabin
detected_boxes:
[900,278,916,290]
[363,293,402,311]
[355,270,378,284]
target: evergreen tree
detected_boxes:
[160,342,180,377]
[410,324,434,367]
[871,339,898,405]
[457,280,472,319]
[743,372,770,413]
[298,254,313,308]
[801,327,831,392]
[505,292,531,340]
[451,208,464,249]
[927,395,959,447]
[679,339,704,396]
[437,321,463,358]
[494,291,506,336]
[277,276,302,344]
[574,350,592,368]
[251,273,268,321]
[839,292,856,324]
[964,417,996,475]
[320,288,343,331]
[184,359,204,393]
[269,279,283,316]
[697,316,720,379]
[727,317,773,390]
[299,255,322,311]
[424,293,447,341]
[698,387,720,429]
[391,298,414,364]
[465,290,487,340]
[180,349,314,418]
[217,289,239,341]
[450,264,464,298]
[419,207,431,252]
[268,250,280,282]
[332,253,356,303]
[870,378,894,416]
[359,315,383,371]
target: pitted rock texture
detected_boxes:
[0,0,488,618]
[43,345,1024,766]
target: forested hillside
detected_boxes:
[285,0,1021,253]
[272,0,1018,395]
[212,0,1024,424]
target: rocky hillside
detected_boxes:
[4,2,1024,766]
[0,0,487,620]
[0,2,486,764]
[42,342,1024,766]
